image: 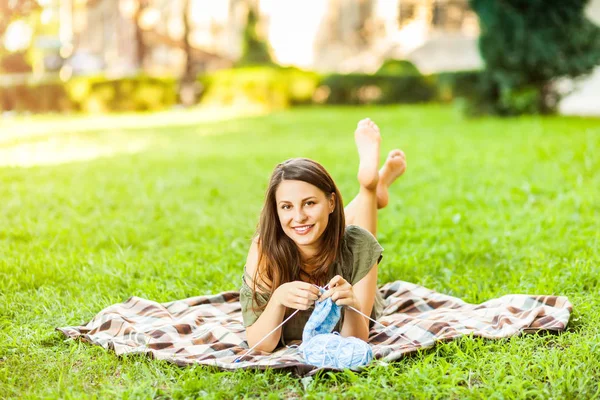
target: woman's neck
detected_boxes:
[298,245,318,263]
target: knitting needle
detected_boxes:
[316,283,419,346]
[234,283,331,363]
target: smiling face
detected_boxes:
[275,179,335,258]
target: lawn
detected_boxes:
[0,105,599,399]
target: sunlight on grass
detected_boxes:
[0,132,150,167]
[0,105,267,145]
[0,106,268,167]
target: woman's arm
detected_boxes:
[320,263,378,341]
[341,262,377,340]
[243,239,286,352]
[243,239,320,353]
[245,294,287,353]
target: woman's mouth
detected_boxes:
[292,224,314,235]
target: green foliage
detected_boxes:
[1,106,599,398]
[198,66,319,109]
[66,75,177,113]
[431,70,482,103]
[236,6,274,67]
[376,59,421,76]
[469,0,600,115]
[318,73,435,105]
[0,74,177,113]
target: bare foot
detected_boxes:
[377,149,406,209]
[354,118,381,190]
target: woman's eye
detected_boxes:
[281,205,291,210]
[305,201,315,206]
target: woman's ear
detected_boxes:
[329,192,336,213]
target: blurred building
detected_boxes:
[68,0,480,75]
[262,0,481,73]
[559,0,600,116]
[70,0,237,76]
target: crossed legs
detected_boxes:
[343,119,406,237]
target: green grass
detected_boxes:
[1,105,599,399]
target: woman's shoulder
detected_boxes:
[339,225,384,284]
[343,225,379,247]
[243,235,273,294]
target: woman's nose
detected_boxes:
[294,209,307,222]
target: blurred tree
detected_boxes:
[0,1,43,74]
[236,0,273,66]
[469,0,600,115]
[133,0,150,68]
[0,0,39,36]
[179,0,197,106]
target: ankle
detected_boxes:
[359,184,378,195]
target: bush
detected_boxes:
[0,74,177,113]
[317,73,435,105]
[0,80,72,113]
[198,66,319,109]
[431,70,482,102]
[66,74,177,112]
[376,59,421,76]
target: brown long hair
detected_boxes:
[250,158,345,313]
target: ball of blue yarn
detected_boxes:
[301,332,373,369]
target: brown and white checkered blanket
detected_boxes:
[57,280,572,376]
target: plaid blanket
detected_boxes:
[57,280,572,377]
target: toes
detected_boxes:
[366,119,379,132]
[357,118,380,134]
[389,149,405,159]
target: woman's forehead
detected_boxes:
[275,180,324,201]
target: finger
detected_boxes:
[319,290,332,301]
[310,285,322,296]
[300,282,322,296]
[291,301,310,310]
[332,289,352,302]
[303,290,320,301]
[295,300,314,309]
[297,281,317,291]
[328,275,345,288]
[321,283,342,300]
[335,297,354,306]
[319,284,347,301]
[298,286,320,300]
[293,289,319,301]
[291,295,314,309]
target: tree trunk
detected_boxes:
[133,1,148,70]
[179,0,198,106]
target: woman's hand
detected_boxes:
[319,275,359,309]
[273,281,321,311]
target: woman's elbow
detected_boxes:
[246,328,278,353]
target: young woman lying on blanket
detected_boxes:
[240,118,407,352]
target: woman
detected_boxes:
[240,118,406,353]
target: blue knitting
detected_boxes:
[302,288,342,343]
[299,288,373,369]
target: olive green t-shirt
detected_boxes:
[239,224,384,347]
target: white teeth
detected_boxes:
[294,225,312,232]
